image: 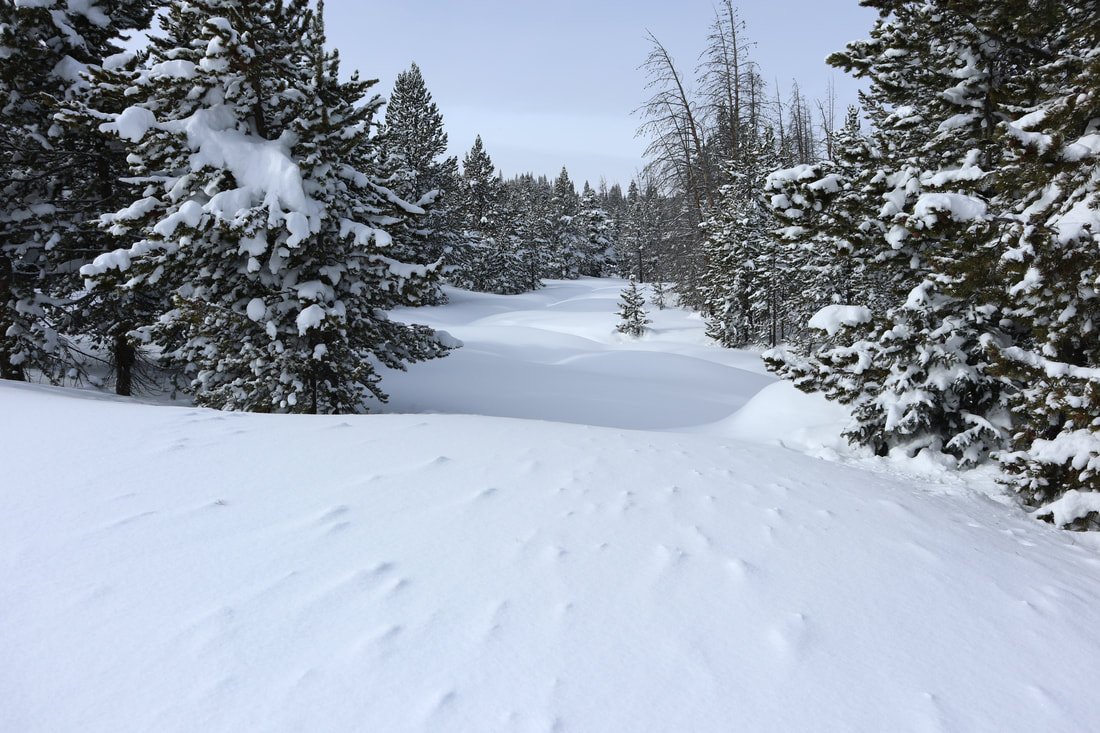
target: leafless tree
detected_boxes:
[697,0,756,163]
[635,31,714,219]
[816,77,838,160]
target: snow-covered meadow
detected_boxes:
[4,278,1100,732]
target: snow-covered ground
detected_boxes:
[4,278,1100,732]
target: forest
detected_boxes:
[1,0,1098,528]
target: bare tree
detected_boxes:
[697,0,756,163]
[815,76,838,160]
[635,31,714,219]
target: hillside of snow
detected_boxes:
[4,278,1100,732]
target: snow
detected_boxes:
[1052,195,1100,245]
[295,303,325,335]
[1003,110,1054,153]
[1037,489,1100,527]
[912,192,988,224]
[246,297,266,322]
[180,109,311,217]
[1063,132,1100,162]
[807,303,872,337]
[152,198,203,237]
[100,104,156,142]
[92,102,326,273]
[64,0,110,27]
[4,278,1100,733]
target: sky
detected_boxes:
[324,0,880,190]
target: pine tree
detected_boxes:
[0,0,154,382]
[576,181,614,277]
[451,135,502,290]
[616,280,650,337]
[547,166,582,280]
[483,182,532,295]
[985,1,1100,526]
[650,280,670,310]
[382,61,461,282]
[511,173,552,291]
[703,126,785,347]
[78,0,451,413]
[766,0,1025,464]
[616,180,662,283]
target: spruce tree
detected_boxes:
[576,182,614,277]
[452,135,501,290]
[986,1,1100,526]
[766,0,1025,464]
[78,0,451,413]
[616,180,662,283]
[650,280,670,310]
[547,166,581,279]
[616,280,651,337]
[703,126,783,348]
[382,62,461,279]
[0,0,154,382]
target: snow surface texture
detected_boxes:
[4,279,1100,733]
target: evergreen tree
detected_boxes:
[616,180,662,283]
[382,61,461,283]
[78,0,451,413]
[650,280,670,310]
[483,181,533,295]
[576,181,615,277]
[0,0,154,382]
[451,135,501,290]
[703,126,784,347]
[510,173,551,291]
[616,280,650,337]
[986,1,1100,526]
[766,0,1025,464]
[547,166,582,279]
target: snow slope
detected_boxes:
[3,279,1100,733]
[381,279,772,429]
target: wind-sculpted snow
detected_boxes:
[382,279,772,430]
[3,279,1100,732]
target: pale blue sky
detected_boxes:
[326,1,880,188]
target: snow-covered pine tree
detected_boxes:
[615,181,644,281]
[451,134,501,290]
[382,61,461,282]
[763,106,892,413]
[383,63,447,204]
[986,2,1100,527]
[616,180,662,283]
[616,279,650,337]
[510,173,551,291]
[547,166,582,280]
[576,181,614,277]
[78,0,452,413]
[0,0,154,382]
[650,280,670,310]
[767,0,1023,464]
[703,126,785,348]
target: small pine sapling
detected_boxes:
[617,280,651,337]
[650,280,670,310]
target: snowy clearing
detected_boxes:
[3,278,1100,732]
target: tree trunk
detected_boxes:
[0,254,26,381]
[114,333,136,396]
